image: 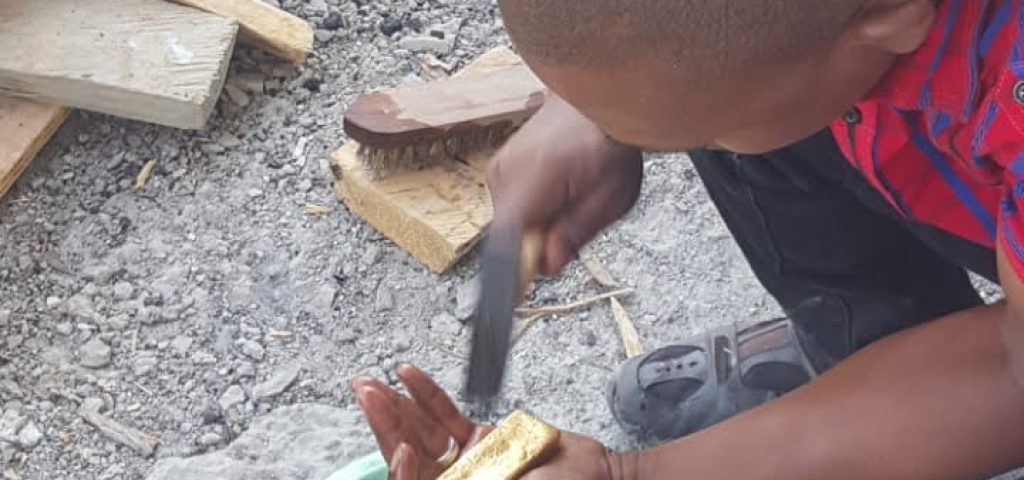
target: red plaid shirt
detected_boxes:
[830,0,1024,278]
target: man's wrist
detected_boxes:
[605,448,646,480]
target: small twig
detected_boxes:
[132,382,153,397]
[78,408,159,457]
[304,203,332,216]
[511,313,545,344]
[515,288,634,316]
[610,297,644,358]
[134,160,157,190]
[579,245,619,288]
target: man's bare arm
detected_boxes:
[617,244,1024,480]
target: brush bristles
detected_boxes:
[358,123,521,180]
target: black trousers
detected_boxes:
[690,129,997,368]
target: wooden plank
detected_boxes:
[168,0,314,64]
[0,97,68,200]
[331,48,529,273]
[0,0,238,129]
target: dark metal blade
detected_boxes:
[464,222,523,403]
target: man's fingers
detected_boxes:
[357,386,404,459]
[388,443,418,480]
[396,364,477,445]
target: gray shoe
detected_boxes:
[606,316,823,442]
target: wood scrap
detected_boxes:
[332,142,492,273]
[135,160,157,190]
[168,0,314,64]
[0,97,67,200]
[78,408,159,457]
[0,0,238,129]
[610,297,644,358]
[331,47,527,273]
[579,245,619,288]
[305,202,332,215]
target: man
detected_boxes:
[353,0,1024,477]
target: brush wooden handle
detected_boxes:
[343,64,546,149]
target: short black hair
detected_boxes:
[499,0,863,82]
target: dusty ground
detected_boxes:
[0,1,1019,479]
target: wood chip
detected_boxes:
[610,297,644,358]
[579,245,618,287]
[78,408,159,457]
[135,160,157,190]
[304,203,332,215]
[515,288,634,316]
[269,330,293,338]
[57,432,73,444]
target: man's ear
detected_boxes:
[849,0,937,54]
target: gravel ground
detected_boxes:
[0,1,1019,479]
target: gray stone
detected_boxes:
[429,312,461,337]
[235,362,256,379]
[133,356,158,377]
[239,340,265,362]
[374,286,394,312]
[55,322,74,336]
[398,35,453,54]
[0,409,26,441]
[169,335,193,357]
[0,380,23,399]
[250,362,301,401]
[454,276,479,321]
[197,432,223,447]
[17,421,42,449]
[224,83,250,108]
[79,338,112,368]
[112,281,135,300]
[45,296,62,309]
[64,294,98,321]
[191,351,217,365]
[81,397,105,413]
[218,385,246,410]
[146,404,369,480]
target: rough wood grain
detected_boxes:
[332,141,492,273]
[79,408,160,457]
[331,48,528,273]
[0,97,67,200]
[610,297,644,358]
[168,0,313,64]
[0,0,238,129]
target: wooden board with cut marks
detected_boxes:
[331,48,529,273]
[168,0,313,64]
[0,0,238,129]
[332,142,493,273]
[0,97,68,200]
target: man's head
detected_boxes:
[499,0,938,153]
